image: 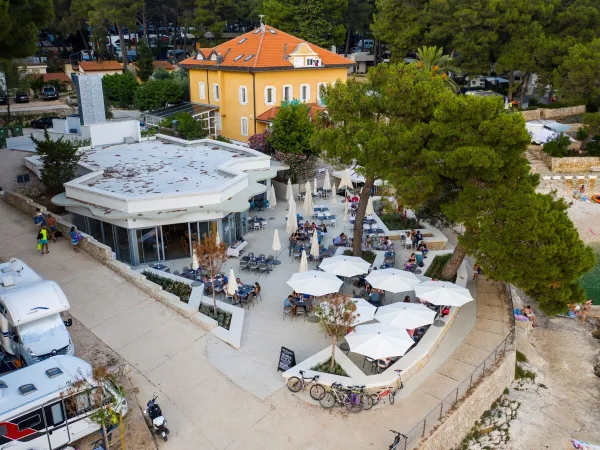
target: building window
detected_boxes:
[241,117,249,136]
[198,82,205,100]
[317,83,327,106]
[300,84,310,102]
[213,83,220,101]
[239,86,248,105]
[264,86,276,105]
[283,85,292,102]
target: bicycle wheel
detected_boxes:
[286,377,302,393]
[361,394,373,411]
[319,392,336,408]
[370,394,379,407]
[346,402,363,414]
[389,391,396,405]
[309,383,325,401]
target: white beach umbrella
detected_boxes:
[366,196,374,216]
[287,270,343,296]
[319,255,370,277]
[338,168,353,190]
[191,248,199,270]
[323,170,331,191]
[414,280,474,307]
[313,177,319,196]
[303,181,314,216]
[366,268,421,293]
[286,178,293,201]
[351,298,377,326]
[286,199,298,235]
[269,185,277,208]
[310,229,320,259]
[299,250,309,273]
[331,183,337,206]
[345,323,414,360]
[343,201,349,222]
[375,303,437,329]
[215,230,221,246]
[226,268,237,296]
[272,229,282,253]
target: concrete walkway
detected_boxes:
[0,200,510,450]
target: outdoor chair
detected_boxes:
[363,356,377,373]
[247,252,254,260]
[295,307,307,321]
[239,260,248,271]
[241,293,255,308]
[258,253,266,261]
[283,305,294,320]
[267,255,274,263]
[258,263,268,276]
[173,270,180,275]
[292,249,301,260]
[248,261,258,272]
[252,222,260,232]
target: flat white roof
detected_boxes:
[79,140,250,196]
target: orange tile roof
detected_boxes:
[256,103,326,122]
[182,25,353,71]
[33,73,73,83]
[79,61,123,72]
[153,60,176,70]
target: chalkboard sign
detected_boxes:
[277,347,296,372]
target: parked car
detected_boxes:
[14,92,29,103]
[30,116,59,129]
[42,85,59,100]
[0,92,7,105]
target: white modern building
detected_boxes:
[34,127,285,266]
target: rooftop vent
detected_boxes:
[253,29,261,34]
[19,384,37,396]
[268,29,276,34]
[238,38,247,44]
[0,381,7,389]
[244,54,255,61]
[234,54,244,61]
[45,368,63,379]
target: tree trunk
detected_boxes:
[330,334,337,371]
[344,28,351,57]
[117,24,128,71]
[211,269,217,315]
[441,244,467,281]
[352,175,376,257]
[507,71,514,102]
[519,72,530,107]
[102,423,110,449]
[79,25,90,51]
[581,132,596,151]
[142,4,149,43]
[6,96,11,124]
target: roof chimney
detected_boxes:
[260,23,266,33]
[283,44,287,59]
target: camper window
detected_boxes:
[18,413,41,431]
[45,402,65,426]
[65,391,92,418]
[0,425,6,437]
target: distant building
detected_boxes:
[78,61,123,77]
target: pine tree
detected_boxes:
[136,41,155,82]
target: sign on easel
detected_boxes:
[277,347,296,372]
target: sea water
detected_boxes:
[580,246,600,305]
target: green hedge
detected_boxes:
[199,304,232,330]
[424,253,455,281]
[379,214,420,231]
[142,271,192,303]
[311,358,348,376]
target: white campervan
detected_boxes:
[0,355,127,449]
[0,259,74,366]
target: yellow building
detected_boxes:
[181,25,354,143]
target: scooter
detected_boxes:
[144,395,170,441]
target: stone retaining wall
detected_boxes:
[418,350,517,450]
[521,105,586,121]
[550,156,600,172]
[0,107,75,122]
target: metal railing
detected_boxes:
[391,327,516,450]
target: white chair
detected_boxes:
[329,218,336,227]
[260,220,268,229]
[252,222,260,232]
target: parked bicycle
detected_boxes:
[367,369,404,408]
[286,370,326,400]
[389,430,408,450]
[319,383,369,413]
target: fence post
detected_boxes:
[439,401,443,419]
[455,386,459,404]
[422,418,427,438]
[469,373,473,388]
[494,348,498,362]
[483,359,486,373]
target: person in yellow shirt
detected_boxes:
[38,226,49,255]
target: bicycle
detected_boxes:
[348,385,373,411]
[389,430,408,450]
[319,383,366,413]
[367,369,404,409]
[286,370,326,400]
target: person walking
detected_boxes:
[38,226,49,255]
[46,214,58,243]
[70,227,82,252]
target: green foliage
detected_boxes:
[0,0,54,60]
[311,358,348,376]
[516,351,528,363]
[515,364,536,381]
[152,67,171,80]
[102,71,139,108]
[136,41,155,82]
[379,214,420,231]
[31,130,82,194]
[134,78,184,112]
[172,112,208,140]
[424,254,454,281]
[199,304,232,330]
[142,271,193,303]
[269,103,317,156]
[542,135,572,157]
[214,135,232,144]
[414,46,459,91]
[558,38,600,103]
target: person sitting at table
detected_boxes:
[333,233,347,246]
[303,221,311,230]
[236,277,246,289]
[440,306,451,318]
[377,358,392,372]
[311,222,318,230]
[284,295,298,316]
[320,223,328,233]
[417,241,429,256]
[251,282,261,297]
[351,194,359,203]
[404,295,411,303]
[364,282,373,294]
[406,253,417,271]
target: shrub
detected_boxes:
[424,253,454,281]
[379,213,420,230]
[576,127,589,141]
[587,138,600,156]
[199,304,232,330]
[310,358,348,376]
[102,71,139,108]
[134,78,184,112]
[542,135,571,157]
[142,271,192,303]
[516,350,528,363]
[515,364,536,381]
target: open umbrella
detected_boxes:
[310,229,320,259]
[226,268,237,297]
[366,268,421,293]
[286,178,293,201]
[215,230,221,246]
[286,199,298,235]
[313,177,319,196]
[375,303,436,329]
[269,185,277,208]
[338,168,353,190]
[323,170,332,191]
[319,255,370,277]
[414,280,473,307]
[331,183,337,208]
[351,298,377,326]
[345,323,414,360]
[287,270,343,296]
[366,196,374,216]
[303,181,314,216]
[299,250,309,273]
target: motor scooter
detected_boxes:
[144,395,170,441]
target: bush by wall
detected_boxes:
[142,271,192,303]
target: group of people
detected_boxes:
[284,291,310,316]
[33,208,84,255]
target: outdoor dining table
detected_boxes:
[151,263,168,271]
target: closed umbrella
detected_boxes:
[366,268,421,293]
[303,181,314,216]
[286,199,298,235]
[323,170,332,191]
[351,298,377,326]
[226,268,237,297]
[215,230,221,246]
[375,303,436,329]
[286,178,293,201]
[299,250,309,273]
[310,229,320,259]
[345,323,414,360]
[191,248,199,270]
[269,185,277,208]
[272,229,282,253]
[339,168,353,190]
[313,177,318,196]
[331,183,337,207]
[343,201,349,222]
[319,255,370,277]
[287,270,343,296]
[414,280,473,307]
[366,196,374,216]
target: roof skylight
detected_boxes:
[253,29,261,34]
[238,38,247,44]
[244,54,255,61]
[234,54,244,61]
[268,29,277,34]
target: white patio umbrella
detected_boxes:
[345,323,414,360]
[303,181,314,216]
[366,268,421,293]
[310,229,320,259]
[365,196,374,216]
[343,201,349,222]
[286,199,298,235]
[272,229,282,253]
[319,255,370,277]
[375,303,437,329]
[338,168,353,190]
[299,250,309,272]
[287,270,343,296]
[191,248,199,270]
[226,268,237,297]
[269,185,277,208]
[414,281,474,307]
[313,177,318,196]
[215,230,221,245]
[331,183,337,207]
[286,178,293,201]
[323,170,332,191]
[351,298,377,326]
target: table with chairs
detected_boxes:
[248,216,268,231]
[239,253,275,275]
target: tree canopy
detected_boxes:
[136,41,155,82]
[32,130,82,193]
[134,78,184,111]
[102,71,140,108]
[0,0,54,60]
